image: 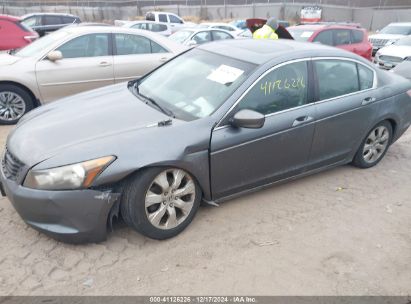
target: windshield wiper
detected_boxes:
[131,81,175,118]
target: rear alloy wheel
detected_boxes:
[352,121,392,168]
[0,85,34,125]
[120,167,201,239]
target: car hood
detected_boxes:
[393,61,411,80]
[377,45,411,58]
[369,33,406,41]
[7,83,173,167]
[0,54,21,66]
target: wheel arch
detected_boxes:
[119,163,209,201]
[0,81,41,107]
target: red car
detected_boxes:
[288,24,372,61]
[0,15,38,51]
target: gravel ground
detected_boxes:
[0,125,410,296]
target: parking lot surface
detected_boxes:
[0,124,410,295]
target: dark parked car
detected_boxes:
[1,40,411,243]
[20,13,81,36]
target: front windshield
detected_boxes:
[15,30,70,57]
[137,49,256,120]
[169,30,194,43]
[288,29,314,41]
[395,36,411,46]
[380,25,411,35]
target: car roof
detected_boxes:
[0,14,20,22]
[387,22,411,26]
[199,39,358,65]
[289,24,364,31]
[60,25,186,51]
[21,12,79,18]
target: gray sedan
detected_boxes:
[1,40,411,243]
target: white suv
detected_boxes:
[369,22,411,56]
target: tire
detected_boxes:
[352,121,392,169]
[0,84,34,125]
[120,167,201,240]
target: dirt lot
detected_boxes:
[0,124,410,296]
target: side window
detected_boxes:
[158,14,168,23]
[146,13,155,21]
[57,34,109,58]
[132,23,144,30]
[216,25,233,31]
[314,60,359,100]
[151,40,168,53]
[150,23,168,32]
[62,16,75,24]
[358,64,374,90]
[334,29,351,46]
[43,16,63,26]
[192,31,212,44]
[352,30,364,43]
[169,15,183,24]
[21,16,40,27]
[237,61,308,115]
[313,30,333,45]
[115,34,151,55]
[212,31,233,41]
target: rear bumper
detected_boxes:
[0,170,120,244]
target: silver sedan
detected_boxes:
[0,26,186,124]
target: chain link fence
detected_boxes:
[2,0,411,8]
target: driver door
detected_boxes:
[210,60,316,199]
[35,33,114,103]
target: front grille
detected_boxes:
[378,55,403,63]
[369,38,388,48]
[2,149,24,181]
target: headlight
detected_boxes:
[23,156,115,190]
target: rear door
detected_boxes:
[112,33,173,83]
[35,33,114,102]
[308,58,378,169]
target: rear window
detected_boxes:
[62,16,75,24]
[15,21,32,33]
[352,30,364,43]
[146,13,155,21]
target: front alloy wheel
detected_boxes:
[121,167,201,239]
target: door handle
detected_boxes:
[362,97,376,105]
[292,116,314,127]
[99,61,111,67]
[159,57,169,62]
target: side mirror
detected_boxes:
[47,50,63,62]
[187,40,198,47]
[230,109,265,129]
[376,29,380,33]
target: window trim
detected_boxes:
[53,33,112,59]
[215,57,377,130]
[311,57,377,105]
[215,58,311,130]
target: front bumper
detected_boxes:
[0,170,120,244]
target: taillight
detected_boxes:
[407,89,411,98]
